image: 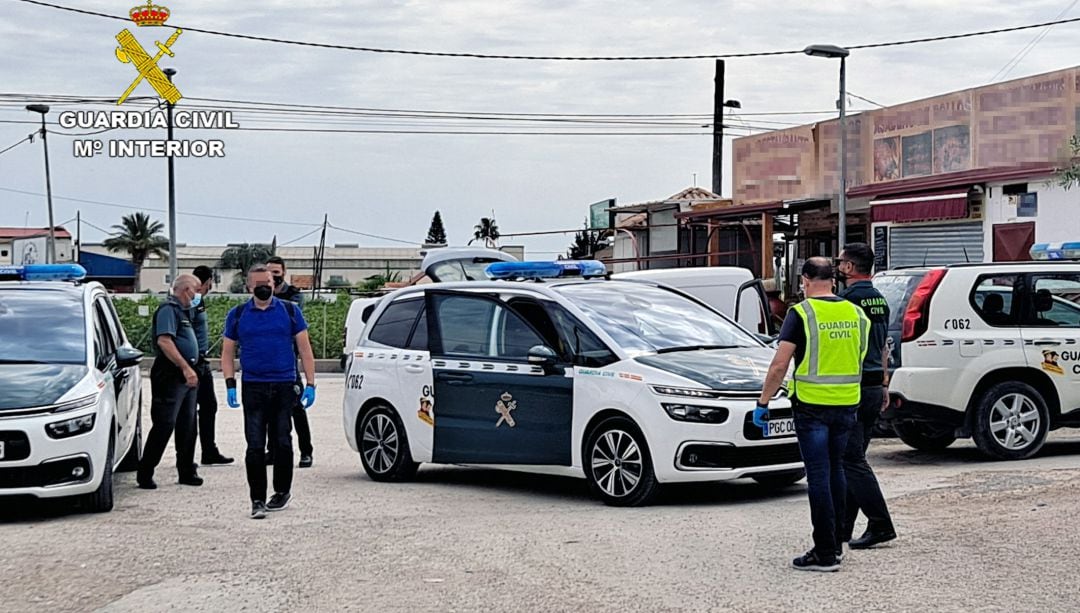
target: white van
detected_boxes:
[614,267,774,338]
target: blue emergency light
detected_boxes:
[0,264,87,282]
[1030,242,1080,261]
[485,260,607,280]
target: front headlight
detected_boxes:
[46,414,97,439]
[649,385,722,399]
[662,403,730,424]
[52,394,100,414]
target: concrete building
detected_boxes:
[0,227,74,265]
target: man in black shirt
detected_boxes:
[266,256,314,468]
[836,243,896,549]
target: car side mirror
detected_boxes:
[527,345,558,368]
[115,346,143,369]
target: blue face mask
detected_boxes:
[191,293,202,308]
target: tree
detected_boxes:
[102,212,169,292]
[425,210,448,246]
[1055,135,1080,190]
[470,217,500,248]
[566,219,610,260]
[357,269,402,292]
[217,243,273,293]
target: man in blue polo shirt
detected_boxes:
[221,265,317,519]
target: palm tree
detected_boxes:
[102,212,169,292]
[218,243,274,292]
[470,217,500,248]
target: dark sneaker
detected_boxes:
[201,452,235,465]
[791,550,840,572]
[267,492,292,512]
[251,501,267,520]
[849,530,897,550]
[298,454,314,469]
[178,474,204,486]
[136,474,157,490]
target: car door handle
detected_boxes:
[435,372,473,384]
[404,364,426,374]
[1033,339,1062,346]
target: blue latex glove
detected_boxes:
[227,387,239,409]
[752,403,769,427]
[300,385,316,409]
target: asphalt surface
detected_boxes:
[2,376,1080,612]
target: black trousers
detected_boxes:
[267,378,313,458]
[242,381,296,502]
[841,385,895,540]
[195,361,220,456]
[139,366,198,479]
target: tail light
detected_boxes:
[901,269,947,343]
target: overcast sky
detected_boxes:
[1,0,1078,257]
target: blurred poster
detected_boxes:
[902,132,932,177]
[933,125,971,174]
[873,137,900,181]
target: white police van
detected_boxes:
[0,265,143,512]
[343,261,803,506]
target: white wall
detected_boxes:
[983,177,1079,258]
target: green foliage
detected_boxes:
[566,218,610,259]
[425,210,448,245]
[113,293,352,359]
[102,212,169,292]
[1056,135,1080,191]
[470,217,500,247]
[356,264,402,291]
[217,243,274,289]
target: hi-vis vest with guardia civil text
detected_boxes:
[790,298,870,406]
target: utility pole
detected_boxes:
[76,210,81,263]
[25,104,56,263]
[711,61,741,197]
[164,68,178,284]
[838,55,848,252]
[314,214,328,293]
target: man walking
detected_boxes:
[191,266,234,466]
[138,274,204,489]
[222,265,317,519]
[836,243,896,549]
[757,257,869,571]
[265,256,314,468]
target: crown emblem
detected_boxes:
[129,1,170,27]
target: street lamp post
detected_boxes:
[163,68,178,284]
[804,44,850,251]
[25,104,57,264]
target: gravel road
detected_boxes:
[2,376,1079,612]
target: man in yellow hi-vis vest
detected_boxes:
[758,257,869,572]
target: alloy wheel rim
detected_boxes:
[989,393,1040,450]
[361,414,399,473]
[590,429,643,497]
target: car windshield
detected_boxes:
[873,272,926,330]
[0,289,86,364]
[554,282,760,354]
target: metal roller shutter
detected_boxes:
[889,222,984,268]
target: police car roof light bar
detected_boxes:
[1030,242,1080,261]
[485,260,607,280]
[0,264,88,282]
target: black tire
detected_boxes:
[751,468,806,488]
[893,421,957,452]
[357,405,419,482]
[584,416,659,507]
[116,400,142,473]
[80,429,115,513]
[972,381,1049,461]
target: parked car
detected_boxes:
[874,257,1080,460]
[342,260,803,507]
[0,264,143,512]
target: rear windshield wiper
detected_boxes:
[654,345,740,354]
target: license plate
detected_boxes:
[762,418,796,438]
[0,440,5,459]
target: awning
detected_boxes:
[870,190,969,223]
[674,201,780,221]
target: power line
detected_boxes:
[0,134,32,156]
[991,0,1079,82]
[847,92,886,108]
[326,222,418,246]
[15,0,1080,60]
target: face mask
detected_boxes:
[253,285,274,301]
[835,269,847,282]
[273,275,285,287]
[191,293,202,308]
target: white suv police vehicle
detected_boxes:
[876,243,1080,460]
[0,265,143,512]
[343,261,803,506]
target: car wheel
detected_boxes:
[358,405,419,482]
[751,468,806,488]
[972,381,1049,460]
[584,417,659,507]
[893,421,957,452]
[117,399,142,473]
[80,429,115,513]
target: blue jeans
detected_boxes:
[793,401,857,556]
[241,382,297,502]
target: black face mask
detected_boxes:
[272,275,285,287]
[253,285,274,301]
[835,269,847,282]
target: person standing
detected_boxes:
[222,265,317,519]
[138,274,204,490]
[265,256,314,468]
[191,266,233,466]
[757,257,869,571]
[836,243,896,549]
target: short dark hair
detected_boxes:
[842,242,875,275]
[248,264,270,278]
[192,265,214,284]
[266,256,286,271]
[802,256,834,281]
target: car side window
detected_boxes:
[547,304,617,367]
[92,303,114,369]
[1025,275,1080,328]
[368,298,424,349]
[96,297,124,349]
[102,297,127,345]
[970,275,1019,326]
[431,294,545,360]
[407,308,428,350]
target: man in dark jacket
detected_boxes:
[191,266,233,465]
[265,256,314,468]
